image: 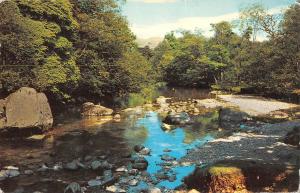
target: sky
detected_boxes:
[122,0,296,40]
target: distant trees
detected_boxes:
[150,1,300,97]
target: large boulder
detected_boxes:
[0,87,53,130]
[81,102,113,117]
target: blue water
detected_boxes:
[135,111,215,189]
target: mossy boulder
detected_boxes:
[184,160,299,193]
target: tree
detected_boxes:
[0,0,80,100]
[240,3,281,41]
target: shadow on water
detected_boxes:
[0,108,221,192]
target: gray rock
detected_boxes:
[37,164,49,172]
[64,182,81,193]
[219,108,249,128]
[128,179,139,186]
[103,170,113,179]
[155,172,168,180]
[116,166,128,172]
[134,145,145,152]
[0,169,20,180]
[161,154,176,161]
[84,155,93,161]
[148,187,162,193]
[106,185,126,193]
[88,179,102,187]
[131,156,148,170]
[163,112,192,125]
[65,160,79,171]
[139,147,151,155]
[90,160,101,170]
[128,169,139,175]
[132,163,148,170]
[24,170,34,175]
[0,87,53,130]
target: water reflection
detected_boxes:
[0,108,220,192]
[135,111,215,189]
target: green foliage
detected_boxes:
[0,0,151,104]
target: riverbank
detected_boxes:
[180,95,300,192]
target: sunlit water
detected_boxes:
[133,111,214,189]
[0,106,219,192]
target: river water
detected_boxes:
[0,88,222,193]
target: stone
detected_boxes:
[132,163,148,170]
[27,134,46,141]
[139,147,151,155]
[37,164,49,172]
[148,187,161,193]
[134,145,145,152]
[131,157,148,170]
[155,172,168,180]
[128,179,139,186]
[163,112,192,125]
[0,188,3,193]
[106,185,126,193]
[0,87,53,130]
[156,96,170,107]
[84,155,93,161]
[91,160,102,170]
[64,160,79,171]
[64,182,81,193]
[88,179,102,187]
[53,163,63,171]
[81,102,113,117]
[0,169,20,180]
[161,154,176,161]
[113,114,121,120]
[128,169,139,175]
[116,166,128,172]
[24,170,34,175]
[283,127,300,147]
[219,108,249,128]
[103,170,113,179]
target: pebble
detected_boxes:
[128,169,139,175]
[64,182,81,193]
[128,179,139,186]
[64,160,79,171]
[106,185,126,193]
[134,145,145,152]
[148,187,162,193]
[115,166,128,172]
[139,148,151,155]
[161,154,176,161]
[88,179,102,187]
[24,170,34,175]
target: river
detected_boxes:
[0,88,223,193]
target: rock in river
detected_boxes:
[0,167,20,181]
[163,112,192,125]
[81,102,113,117]
[0,87,53,130]
[64,182,81,193]
[131,157,148,170]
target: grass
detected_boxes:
[209,165,242,176]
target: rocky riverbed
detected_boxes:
[0,91,299,193]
